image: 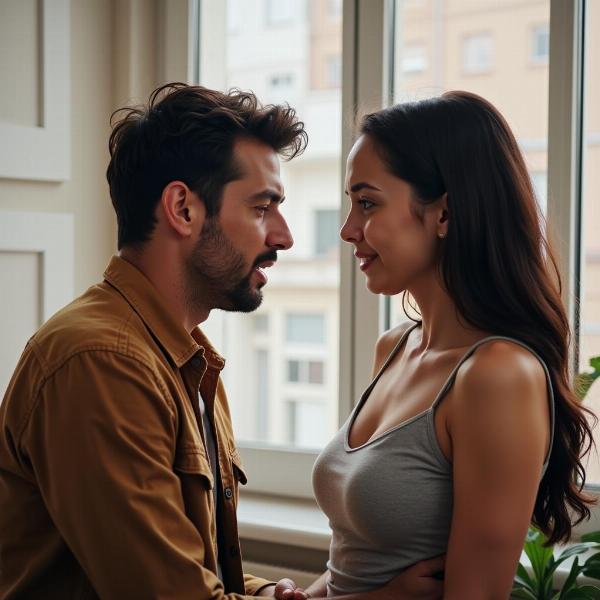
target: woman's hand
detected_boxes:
[376,555,445,600]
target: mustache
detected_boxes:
[252,250,278,269]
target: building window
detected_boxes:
[315,209,340,256]
[253,314,269,333]
[269,73,295,90]
[462,33,494,74]
[401,44,428,74]
[286,399,327,447]
[286,313,325,344]
[287,359,325,384]
[531,24,550,64]
[266,0,297,26]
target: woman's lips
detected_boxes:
[355,252,378,272]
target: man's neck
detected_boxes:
[119,245,210,332]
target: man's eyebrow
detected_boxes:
[345,182,382,195]
[248,189,285,203]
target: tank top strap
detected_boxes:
[352,323,420,416]
[431,335,555,468]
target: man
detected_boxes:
[0,84,442,599]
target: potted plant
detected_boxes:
[512,527,600,598]
[512,356,600,599]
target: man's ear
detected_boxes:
[160,181,206,238]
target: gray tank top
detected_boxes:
[312,325,555,597]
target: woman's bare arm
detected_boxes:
[443,341,550,599]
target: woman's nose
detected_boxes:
[340,213,363,244]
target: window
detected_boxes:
[268,73,296,103]
[531,24,550,64]
[269,73,294,90]
[199,0,341,469]
[391,1,549,330]
[266,0,298,26]
[462,33,494,74]
[286,313,325,344]
[196,0,599,519]
[287,359,324,384]
[315,209,340,256]
[286,400,328,447]
[401,45,427,74]
[580,0,600,486]
[253,314,269,333]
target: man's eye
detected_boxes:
[255,205,269,215]
[358,198,374,210]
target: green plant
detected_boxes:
[512,357,600,598]
[511,528,600,599]
[575,357,600,401]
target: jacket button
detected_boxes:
[229,545,239,557]
[224,487,233,499]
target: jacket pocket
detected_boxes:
[174,449,214,489]
[230,448,248,485]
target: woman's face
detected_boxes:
[341,135,446,295]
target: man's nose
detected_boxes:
[266,212,294,250]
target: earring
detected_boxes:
[438,232,446,239]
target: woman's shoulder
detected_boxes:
[451,338,549,416]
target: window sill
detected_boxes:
[238,491,331,551]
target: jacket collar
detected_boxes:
[103,256,225,370]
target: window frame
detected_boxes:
[188,0,599,532]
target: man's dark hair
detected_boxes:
[107,82,308,249]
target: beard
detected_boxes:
[185,217,276,313]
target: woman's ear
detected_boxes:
[437,192,449,239]
[160,181,206,238]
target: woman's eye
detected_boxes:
[358,198,374,210]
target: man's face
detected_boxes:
[185,137,293,313]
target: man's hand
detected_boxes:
[378,555,445,600]
[256,579,308,599]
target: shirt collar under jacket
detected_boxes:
[103,255,226,371]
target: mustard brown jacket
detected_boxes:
[0,256,272,599]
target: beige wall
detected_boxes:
[0,0,116,295]
[0,0,175,296]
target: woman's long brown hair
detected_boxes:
[361,91,596,544]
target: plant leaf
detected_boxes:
[582,533,600,544]
[582,563,600,580]
[561,586,600,600]
[526,528,554,584]
[560,557,582,597]
[511,587,541,600]
[514,562,537,594]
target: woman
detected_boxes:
[308,92,596,598]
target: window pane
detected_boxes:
[580,0,600,485]
[390,0,549,328]
[309,360,324,384]
[315,209,340,255]
[286,313,325,344]
[287,359,300,382]
[199,0,341,450]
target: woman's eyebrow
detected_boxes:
[346,182,382,194]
